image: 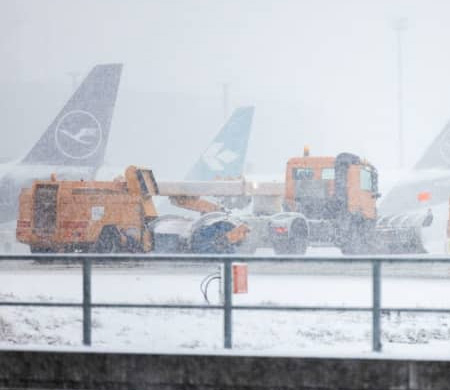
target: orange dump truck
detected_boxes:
[16,166,248,254]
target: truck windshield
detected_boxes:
[321,168,335,180]
[292,168,314,180]
[360,168,373,191]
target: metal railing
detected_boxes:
[1,253,450,352]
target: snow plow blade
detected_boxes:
[373,227,427,254]
[372,209,432,254]
[190,213,249,254]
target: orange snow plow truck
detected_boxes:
[16,166,248,254]
[16,166,159,253]
[266,150,432,255]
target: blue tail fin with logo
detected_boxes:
[185,106,254,180]
[21,63,122,167]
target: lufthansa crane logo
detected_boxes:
[54,110,102,159]
[439,124,450,166]
[202,142,238,171]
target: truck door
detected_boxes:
[33,184,58,234]
[347,165,377,220]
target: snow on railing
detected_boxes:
[0,253,449,352]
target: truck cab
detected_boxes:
[284,152,378,221]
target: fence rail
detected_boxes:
[1,253,450,352]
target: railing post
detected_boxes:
[223,259,232,349]
[82,258,92,346]
[372,260,382,352]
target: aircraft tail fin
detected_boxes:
[185,106,254,180]
[21,63,122,167]
[415,121,450,169]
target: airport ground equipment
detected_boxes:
[163,152,433,255]
[159,149,431,255]
[16,152,430,255]
[264,150,431,255]
[16,167,248,254]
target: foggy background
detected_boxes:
[1,0,450,179]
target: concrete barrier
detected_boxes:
[0,349,449,389]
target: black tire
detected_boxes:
[95,226,121,253]
[30,245,52,253]
[272,239,291,255]
[30,245,54,264]
[273,219,308,255]
[287,219,308,254]
[340,215,371,255]
[340,229,362,255]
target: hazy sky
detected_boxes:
[2,0,450,178]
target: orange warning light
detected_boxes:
[417,192,431,202]
[303,145,310,157]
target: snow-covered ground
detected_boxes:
[1,253,450,355]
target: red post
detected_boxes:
[232,263,248,294]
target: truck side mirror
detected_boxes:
[422,209,433,227]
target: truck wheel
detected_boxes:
[341,232,361,255]
[30,246,54,264]
[95,226,121,253]
[30,245,52,253]
[287,219,308,254]
[273,219,308,255]
[272,240,290,255]
[340,216,369,255]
